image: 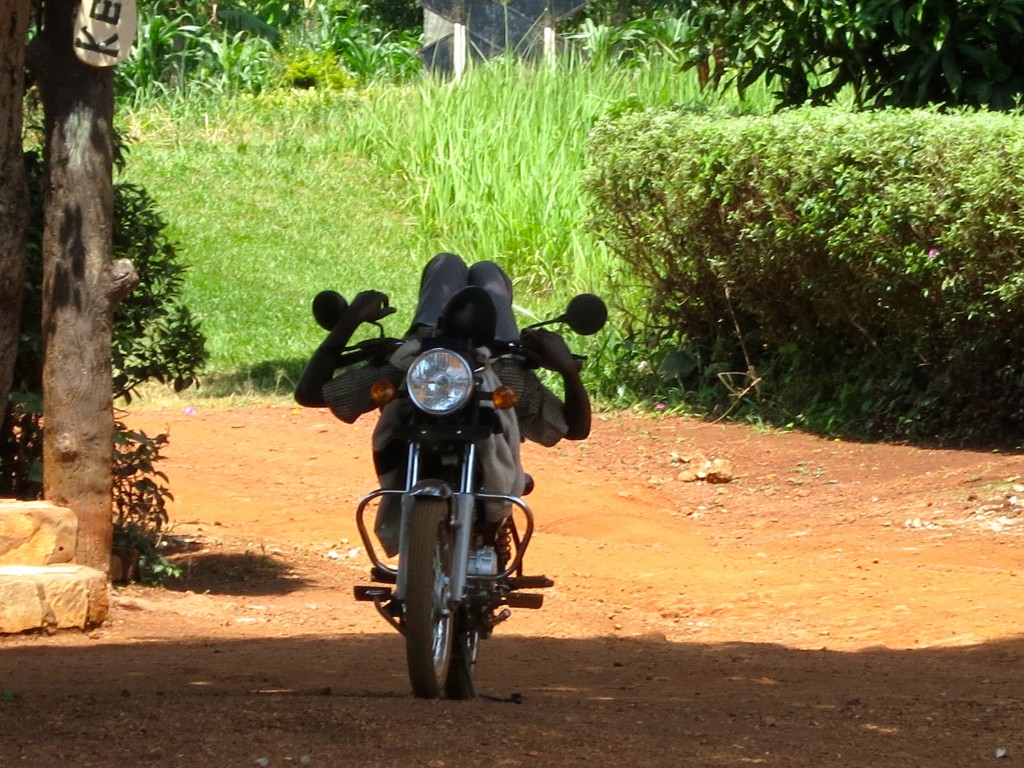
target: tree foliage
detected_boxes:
[111,179,208,402]
[687,0,1024,110]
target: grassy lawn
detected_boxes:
[121,95,422,397]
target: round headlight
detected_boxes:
[407,349,474,415]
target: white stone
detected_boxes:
[0,564,108,634]
[0,500,77,565]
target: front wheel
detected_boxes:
[404,498,455,699]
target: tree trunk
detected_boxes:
[0,0,31,414]
[28,0,137,573]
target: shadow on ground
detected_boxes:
[2,632,1022,767]
[163,550,314,596]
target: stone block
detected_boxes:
[0,565,109,633]
[0,499,77,566]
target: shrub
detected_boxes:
[112,180,209,402]
[585,106,1024,445]
[280,49,358,89]
[112,424,181,584]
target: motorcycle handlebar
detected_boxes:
[335,334,584,372]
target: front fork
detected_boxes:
[393,441,477,606]
[352,441,480,606]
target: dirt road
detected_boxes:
[2,404,1023,767]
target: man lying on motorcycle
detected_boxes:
[295,252,592,558]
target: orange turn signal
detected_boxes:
[371,380,397,406]
[492,385,518,410]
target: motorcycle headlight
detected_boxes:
[407,349,474,415]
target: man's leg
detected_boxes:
[410,252,469,332]
[468,260,518,341]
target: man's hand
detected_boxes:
[520,328,576,374]
[298,289,396,407]
[347,290,396,325]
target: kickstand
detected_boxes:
[462,651,478,700]
[457,649,520,703]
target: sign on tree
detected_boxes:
[73,0,137,67]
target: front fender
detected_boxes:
[406,479,454,500]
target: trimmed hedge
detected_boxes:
[585,107,1024,445]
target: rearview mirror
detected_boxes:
[312,290,348,331]
[562,293,607,336]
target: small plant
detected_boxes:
[112,424,182,585]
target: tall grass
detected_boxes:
[337,58,753,298]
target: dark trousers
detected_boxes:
[411,252,518,341]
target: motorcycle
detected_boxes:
[311,288,607,699]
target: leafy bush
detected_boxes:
[0,393,44,500]
[280,49,358,89]
[112,180,208,402]
[585,106,1024,445]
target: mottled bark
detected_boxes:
[0,0,31,415]
[28,0,137,573]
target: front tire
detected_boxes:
[404,498,455,699]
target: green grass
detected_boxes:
[120,62,770,399]
[121,91,422,396]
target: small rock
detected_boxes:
[707,458,734,483]
[255,759,270,768]
[996,748,1008,758]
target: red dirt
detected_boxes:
[2,403,1023,767]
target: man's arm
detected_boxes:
[520,329,591,440]
[294,290,393,408]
